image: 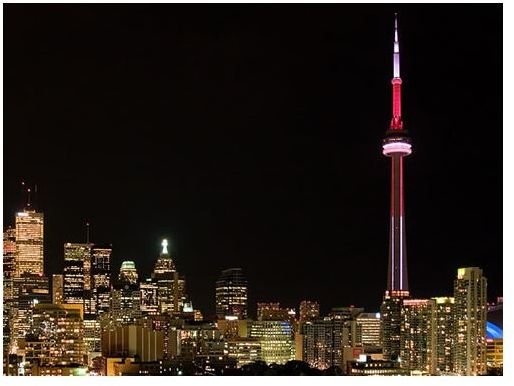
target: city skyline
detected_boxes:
[4,4,501,317]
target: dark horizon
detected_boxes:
[3,4,502,317]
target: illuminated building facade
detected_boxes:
[63,243,92,305]
[111,284,142,325]
[248,320,295,365]
[225,338,262,367]
[52,274,64,304]
[3,227,16,357]
[215,268,248,319]
[101,325,164,362]
[453,267,487,375]
[152,239,186,313]
[302,319,345,370]
[299,300,320,322]
[3,227,16,279]
[15,210,44,276]
[256,302,292,321]
[381,15,411,361]
[400,299,436,374]
[118,260,139,285]
[91,245,112,315]
[432,297,455,374]
[355,312,382,351]
[24,303,86,367]
[140,279,159,315]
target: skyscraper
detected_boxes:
[302,319,346,370]
[248,320,295,365]
[215,268,248,320]
[63,243,92,305]
[381,14,412,361]
[432,297,455,374]
[15,209,44,277]
[91,244,112,315]
[400,299,436,374]
[3,227,16,279]
[355,312,382,352]
[118,260,139,285]
[152,239,186,313]
[453,267,487,375]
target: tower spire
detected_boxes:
[390,13,403,131]
[393,13,400,77]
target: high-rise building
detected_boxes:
[152,239,186,313]
[432,297,455,374]
[248,320,294,365]
[15,210,44,276]
[256,302,290,321]
[453,267,487,375]
[24,303,86,367]
[3,227,16,279]
[118,260,139,285]
[215,268,248,320]
[355,312,382,352]
[381,15,412,361]
[63,243,92,305]
[3,227,17,357]
[299,301,320,322]
[91,244,112,315]
[400,299,436,374]
[52,274,64,304]
[111,284,142,325]
[140,279,159,315]
[302,319,345,370]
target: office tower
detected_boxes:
[453,267,487,375]
[140,279,159,315]
[3,227,16,279]
[101,325,164,362]
[84,318,102,356]
[52,274,64,304]
[400,299,436,374]
[299,300,320,322]
[381,15,412,361]
[302,319,346,370]
[215,268,248,319]
[15,209,44,276]
[118,260,139,285]
[152,239,186,313]
[248,320,295,365]
[91,245,112,315]
[63,243,92,304]
[355,312,382,352]
[3,227,16,357]
[111,284,142,325]
[24,303,86,367]
[432,297,455,374]
[10,275,50,346]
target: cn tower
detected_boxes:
[383,13,411,297]
[381,14,412,361]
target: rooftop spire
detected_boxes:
[161,239,169,255]
[393,13,400,78]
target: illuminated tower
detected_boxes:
[15,210,44,277]
[215,268,248,319]
[381,14,412,361]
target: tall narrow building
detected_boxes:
[215,268,248,320]
[453,267,487,375]
[91,244,112,315]
[380,14,412,361]
[63,243,92,305]
[15,209,44,277]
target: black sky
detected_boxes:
[3,4,502,317]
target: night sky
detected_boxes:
[3,4,502,317]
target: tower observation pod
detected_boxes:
[383,13,411,297]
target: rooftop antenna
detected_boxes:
[86,221,91,244]
[27,188,32,208]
